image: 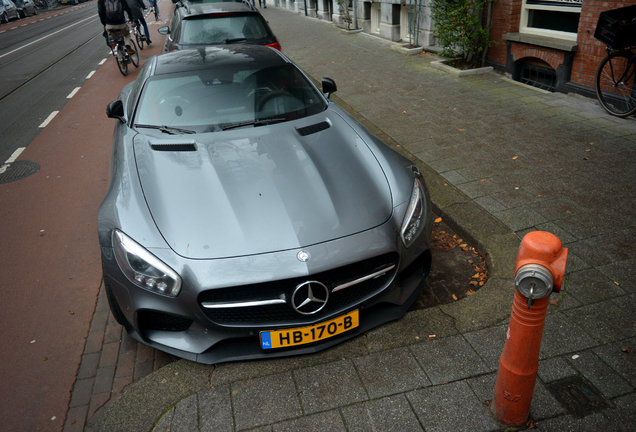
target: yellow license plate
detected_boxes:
[260,310,359,350]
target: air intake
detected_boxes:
[296,121,330,136]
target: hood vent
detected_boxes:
[296,121,330,137]
[150,143,197,152]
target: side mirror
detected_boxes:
[322,77,337,99]
[158,25,170,35]
[106,100,126,123]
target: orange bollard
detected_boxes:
[493,231,568,425]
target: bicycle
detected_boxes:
[594,5,636,117]
[107,28,139,76]
[149,1,158,20]
[131,20,146,50]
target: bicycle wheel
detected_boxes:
[135,28,144,50]
[595,51,636,117]
[115,47,128,76]
[129,39,139,68]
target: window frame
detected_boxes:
[520,0,582,41]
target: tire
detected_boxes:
[115,46,128,76]
[1,12,7,23]
[129,39,139,68]
[595,52,636,118]
[135,30,144,50]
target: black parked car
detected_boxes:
[158,1,280,52]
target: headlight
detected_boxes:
[400,177,426,247]
[112,229,182,297]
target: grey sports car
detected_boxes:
[99,45,432,364]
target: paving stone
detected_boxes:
[410,335,489,385]
[170,394,198,432]
[463,325,507,371]
[353,346,430,398]
[198,386,233,432]
[63,405,88,432]
[272,410,346,432]
[567,350,633,399]
[564,269,626,306]
[593,338,636,387]
[77,352,100,380]
[535,412,613,431]
[604,392,636,432]
[537,357,577,383]
[153,407,174,432]
[92,365,115,395]
[407,381,500,432]
[538,313,597,359]
[69,378,94,408]
[563,299,634,343]
[294,359,367,414]
[341,395,424,432]
[231,372,302,430]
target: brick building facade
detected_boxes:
[487,0,635,94]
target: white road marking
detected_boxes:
[0,15,97,60]
[39,111,59,128]
[0,147,26,174]
[66,87,81,99]
[6,147,25,164]
[99,58,107,65]
[86,70,95,79]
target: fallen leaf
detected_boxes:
[469,281,479,286]
[512,156,519,160]
[428,334,436,339]
[402,110,407,114]
[585,148,591,152]
[467,289,475,295]
[472,273,480,279]
[434,217,443,223]
[480,179,487,182]
[458,128,465,132]
[614,281,620,286]
[621,346,630,353]
[452,294,458,301]
[459,243,468,248]
[550,297,560,305]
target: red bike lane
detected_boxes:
[0,23,165,432]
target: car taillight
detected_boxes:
[267,42,282,51]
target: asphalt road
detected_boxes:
[0,0,106,163]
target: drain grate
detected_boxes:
[0,160,40,184]
[546,375,609,418]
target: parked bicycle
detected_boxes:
[131,19,147,50]
[594,5,636,118]
[107,28,139,76]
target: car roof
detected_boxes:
[180,1,256,16]
[153,45,289,76]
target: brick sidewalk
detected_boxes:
[63,284,177,432]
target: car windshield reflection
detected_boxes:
[134,64,326,132]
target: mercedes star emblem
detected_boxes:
[291,281,329,315]
[297,250,311,262]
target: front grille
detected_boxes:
[198,252,399,326]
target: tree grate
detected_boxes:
[546,375,609,418]
[0,160,40,184]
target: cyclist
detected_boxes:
[126,0,151,45]
[148,0,158,19]
[98,0,135,54]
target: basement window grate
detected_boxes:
[517,62,556,92]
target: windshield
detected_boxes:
[134,63,326,131]
[181,14,270,45]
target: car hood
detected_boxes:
[133,114,392,259]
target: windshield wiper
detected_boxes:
[135,124,196,135]
[219,118,287,131]
[225,37,247,44]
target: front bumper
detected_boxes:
[102,223,431,364]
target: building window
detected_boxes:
[520,0,581,41]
